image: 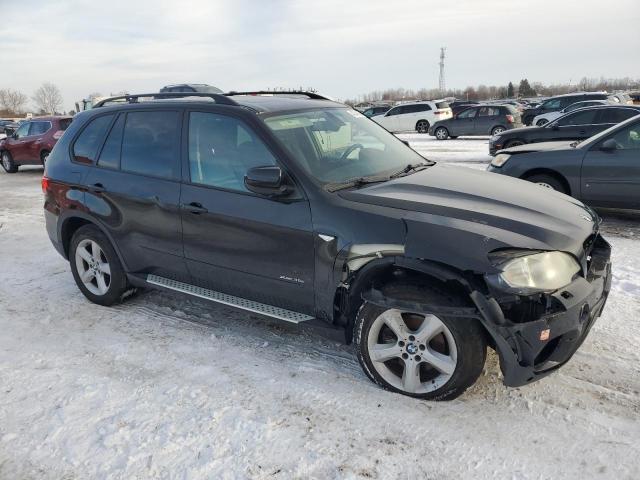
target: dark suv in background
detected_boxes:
[521,92,613,125]
[428,104,522,139]
[1,116,72,172]
[43,92,611,401]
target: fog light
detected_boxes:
[539,329,550,341]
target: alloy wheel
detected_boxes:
[416,121,429,134]
[435,128,448,140]
[2,153,10,170]
[492,127,505,135]
[75,239,111,296]
[367,309,458,394]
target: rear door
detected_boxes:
[81,110,187,278]
[180,110,316,314]
[475,106,501,134]
[581,120,640,209]
[451,107,478,135]
[547,109,601,141]
[25,121,51,162]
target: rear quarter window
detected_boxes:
[58,118,72,131]
[72,114,114,164]
[435,101,450,109]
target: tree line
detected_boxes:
[0,83,64,117]
[346,77,639,105]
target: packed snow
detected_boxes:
[1,137,639,479]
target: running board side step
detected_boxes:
[146,274,314,324]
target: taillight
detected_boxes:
[42,176,50,193]
[506,115,514,123]
[53,130,64,140]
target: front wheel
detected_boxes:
[1,151,18,173]
[525,174,567,194]
[354,284,486,400]
[415,120,430,134]
[70,225,129,306]
[535,119,548,126]
[434,127,449,140]
[504,139,525,149]
[491,126,506,136]
[40,150,50,166]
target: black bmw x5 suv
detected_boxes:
[43,91,612,400]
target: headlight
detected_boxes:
[489,251,581,293]
[491,153,511,167]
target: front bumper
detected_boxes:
[488,137,502,155]
[477,236,612,387]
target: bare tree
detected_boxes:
[0,88,29,114]
[32,83,64,114]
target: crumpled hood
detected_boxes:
[339,164,598,273]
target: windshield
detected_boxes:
[263,108,428,184]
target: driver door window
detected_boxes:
[457,108,477,119]
[556,109,598,126]
[13,123,30,139]
[188,112,277,192]
[606,123,640,150]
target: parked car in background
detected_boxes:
[42,91,611,400]
[531,100,612,126]
[373,100,452,133]
[0,116,72,173]
[449,100,479,115]
[488,115,640,210]
[0,119,20,135]
[160,83,223,94]
[361,105,391,117]
[609,92,633,105]
[521,92,613,125]
[489,105,640,155]
[429,104,522,139]
[630,92,640,105]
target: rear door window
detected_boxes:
[556,109,599,126]
[97,114,125,170]
[478,107,500,117]
[29,121,51,136]
[597,108,639,124]
[73,114,114,164]
[120,111,181,179]
[58,118,72,130]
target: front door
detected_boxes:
[6,122,31,162]
[451,107,478,135]
[180,110,316,315]
[81,110,187,278]
[581,120,640,209]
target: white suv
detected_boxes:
[373,100,453,133]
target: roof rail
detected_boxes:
[93,92,239,108]
[225,90,331,100]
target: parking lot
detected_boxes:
[1,136,639,479]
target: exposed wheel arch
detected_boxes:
[521,168,571,195]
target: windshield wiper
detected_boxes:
[325,175,390,192]
[389,162,433,179]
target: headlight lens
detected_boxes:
[491,153,511,167]
[494,251,581,293]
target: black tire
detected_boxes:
[525,173,567,194]
[415,120,430,134]
[449,136,459,139]
[491,126,506,136]
[354,283,487,401]
[434,126,449,140]
[504,139,525,149]
[1,151,18,173]
[40,150,50,166]
[70,224,129,306]
[535,119,548,126]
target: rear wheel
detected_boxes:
[415,120,430,134]
[434,127,449,140]
[535,118,548,126]
[354,284,486,400]
[525,173,567,194]
[491,126,506,136]
[70,225,128,306]
[1,151,18,173]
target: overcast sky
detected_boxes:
[2,0,638,111]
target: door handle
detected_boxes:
[88,183,105,193]
[182,202,208,214]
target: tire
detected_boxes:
[449,136,459,139]
[40,150,50,166]
[535,119,548,126]
[1,151,18,173]
[434,127,449,140]
[354,283,487,401]
[525,173,567,194]
[70,225,129,306]
[415,120,430,134]
[504,139,525,149]
[491,126,506,136]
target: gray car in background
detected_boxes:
[428,104,522,140]
[487,114,640,210]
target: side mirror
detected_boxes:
[600,138,618,152]
[244,165,290,197]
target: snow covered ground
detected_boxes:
[1,139,639,479]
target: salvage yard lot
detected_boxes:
[1,137,639,479]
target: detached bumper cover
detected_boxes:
[479,236,612,387]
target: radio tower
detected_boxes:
[438,47,446,94]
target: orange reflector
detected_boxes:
[540,329,550,341]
